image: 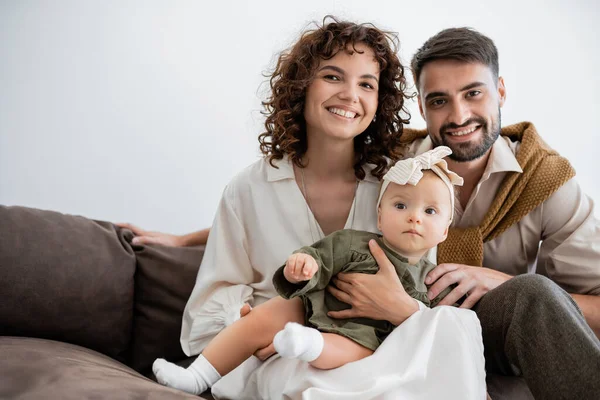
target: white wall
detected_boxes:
[1,0,598,233]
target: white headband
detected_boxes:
[377,146,464,221]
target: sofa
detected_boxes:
[0,205,533,399]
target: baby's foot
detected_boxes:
[153,358,203,394]
[273,322,324,362]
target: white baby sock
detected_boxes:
[273,322,324,362]
[153,354,221,395]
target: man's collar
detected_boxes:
[266,155,380,183]
[484,136,523,176]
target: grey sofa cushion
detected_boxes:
[0,336,203,400]
[122,228,204,374]
[0,206,136,362]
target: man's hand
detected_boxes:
[284,253,318,284]
[240,303,276,361]
[327,240,419,326]
[116,223,186,247]
[425,263,512,308]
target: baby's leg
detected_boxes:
[274,323,373,370]
[153,296,304,394]
[313,332,373,369]
[203,296,305,374]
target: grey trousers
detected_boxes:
[473,274,600,400]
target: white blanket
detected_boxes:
[212,305,486,400]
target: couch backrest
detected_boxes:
[0,206,206,373]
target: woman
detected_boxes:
[122,17,486,399]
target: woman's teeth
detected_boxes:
[328,107,357,119]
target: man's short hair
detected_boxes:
[411,27,499,89]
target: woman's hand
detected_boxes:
[115,223,186,246]
[240,303,276,361]
[115,223,210,247]
[327,240,419,326]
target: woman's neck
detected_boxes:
[303,137,356,181]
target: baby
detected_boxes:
[152,146,463,395]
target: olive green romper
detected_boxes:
[272,229,452,351]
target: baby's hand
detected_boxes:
[284,253,318,284]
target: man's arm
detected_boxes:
[537,179,600,338]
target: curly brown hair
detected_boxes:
[258,16,411,180]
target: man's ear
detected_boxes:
[497,76,507,107]
[418,95,425,119]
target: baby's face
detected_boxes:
[377,171,452,262]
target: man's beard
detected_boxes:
[431,109,501,162]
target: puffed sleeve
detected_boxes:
[537,178,600,295]
[180,183,256,356]
[273,230,354,298]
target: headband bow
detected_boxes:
[377,146,464,221]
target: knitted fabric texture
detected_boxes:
[400,122,576,266]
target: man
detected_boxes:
[327,28,600,399]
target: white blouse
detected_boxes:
[180,156,381,356]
